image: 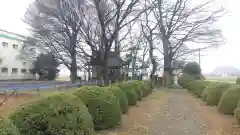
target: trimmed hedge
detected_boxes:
[10,93,94,135]
[74,86,122,129]
[127,80,143,101]
[178,73,195,89]
[236,77,240,85]
[218,84,240,114]
[115,82,138,106]
[206,82,230,106]
[144,80,153,93]
[138,81,152,97]
[201,82,219,101]
[189,80,211,97]
[234,101,240,124]
[107,85,129,114]
[0,117,19,135]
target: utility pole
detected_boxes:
[198,48,201,66]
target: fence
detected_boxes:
[0,75,35,81]
[0,80,103,106]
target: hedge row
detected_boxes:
[182,78,240,125]
[1,80,153,135]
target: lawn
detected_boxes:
[205,76,237,83]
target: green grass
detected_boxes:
[205,76,237,83]
[56,76,70,81]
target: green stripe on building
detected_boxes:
[0,34,25,42]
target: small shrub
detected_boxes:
[185,81,197,91]
[191,80,211,97]
[143,80,153,95]
[236,77,240,85]
[144,80,154,90]
[218,84,240,114]
[206,83,230,106]
[10,93,94,135]
[201,82,219,101]
[183,62,201,75]
[136,81,148,97]
[0,117,19,135]
[74,86,122,129]
[138,81,152,97]
[107,85,129,114]
[234,101,240,124]
[127,80,143,101]
[115,82,138,106]
[178,73,195,89]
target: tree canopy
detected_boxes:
[31,52,60,80]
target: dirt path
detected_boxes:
[151,90,208,135]
[99,89,240,135]
[151,89,240,135]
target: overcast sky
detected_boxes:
[0,0,239,74]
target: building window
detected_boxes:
[13,44,18,49]
[12,68,18,74]
[23,62,27,65]
[2,42,8,48]
[1,68,8,73]
[21,68,27,73]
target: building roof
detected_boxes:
[0,29,27,42]
[89,51,128,67]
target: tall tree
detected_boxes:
[140,0,160,87]
[153,0,224,86]
[24,0,85,82]
[77,0,152,85]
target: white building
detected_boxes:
[0,29,35,80]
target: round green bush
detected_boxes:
[236,77,240,85]
[107,85,129,114]
[185,80,196,91]
[201,82,219,101]
[234,100,240,124]
[127,80,143,101]
[218,84,240,114]
[141,80,153,96]
[178,73,195,89]
[183,62,201,75]
[74,86,122,129]
[191,80,211,97]
[0,117,19,135]
[144,80,153,91]
[206,83,230,106]
[137,81,150,97]
[116,82,138,106]
[10,93,94,135]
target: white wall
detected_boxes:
[0,30,34,80]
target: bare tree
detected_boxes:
[77,0,152,85]
[23,0,85,82]
[140,0,160,87]
[153,0,224,86]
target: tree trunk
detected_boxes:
[162,38,171,86]
[149,36,157,88]
[83,71,86,80]
[103,51,109,86]
[87,66,91,81]
[70,58,77,83]
[150,64,157,88]
[70,33,78,83]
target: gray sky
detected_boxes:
[0,0,239,73]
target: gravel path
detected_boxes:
[151,90,208,135]
[151,89,240,135]
[98,89,240,135]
